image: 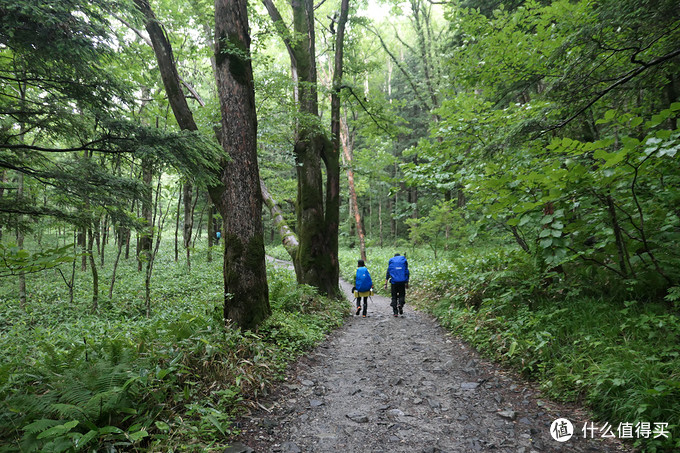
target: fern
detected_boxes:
[21,418,60,435]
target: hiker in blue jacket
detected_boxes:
[384,253,409,317]
[353,260,373,317]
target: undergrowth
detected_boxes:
[409,246,680,453]
[0,241,347,452]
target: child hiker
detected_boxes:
[353,259,373,317]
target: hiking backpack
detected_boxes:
[387,255,409,283]
[355,267,373,292]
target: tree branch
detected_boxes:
[541,47,680,135]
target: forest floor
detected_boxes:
[230,278,632,453]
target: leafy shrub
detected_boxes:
[415,246,680,452]
[0,242,347,452]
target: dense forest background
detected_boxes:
[1,0,679,451]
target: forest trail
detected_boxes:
[233,279,630,453]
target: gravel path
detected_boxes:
[232,279,630,453]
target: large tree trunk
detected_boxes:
[213,0,270,329]
[262,0,348,297]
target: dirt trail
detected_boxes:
[233,279,630,453]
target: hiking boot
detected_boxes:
[393,313,398,317]
[398,305,404,315]
[356,306,361,315]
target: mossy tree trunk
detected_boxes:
[214,0,270,329]
[262,0,348,298]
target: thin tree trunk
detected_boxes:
[100,214,108,267]
[175,184,181,262]
[207,193,214,263]
[78,227,87,271]
[183,182,193,268]
[138,157,154,274]
[17,170,26,309]
[340,116,366,261]
[379,195,384,247]
[109,228,124,300]
[0,170,6,241]
[88,227,99,311]
[605,194,629,278]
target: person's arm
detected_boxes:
[405,260,410,288]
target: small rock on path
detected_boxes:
[236,279,630,453]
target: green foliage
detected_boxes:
[413,246,680,452]
[0,241,346,451]
[0,243,75,277]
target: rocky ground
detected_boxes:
[229,279,631,453]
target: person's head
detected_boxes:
[394,253,400,257]
[358,259,365,267]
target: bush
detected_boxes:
[414,246,680,452]
[0,242,347,452]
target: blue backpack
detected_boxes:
[387,255,409,283]
[355,267,373,292]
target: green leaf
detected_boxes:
[539,238,553,248]
[128,429,148,442]
[37,420,79,439]
[629,116,643,127]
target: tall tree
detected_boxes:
[261,0,349,297]
[131,0,271,328]
[213,0,271,328]
[133,0,199,268]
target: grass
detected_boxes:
[0,236,348,452]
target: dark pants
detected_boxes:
[390,282,406,314]
[357,297,368,316]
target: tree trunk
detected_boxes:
[183,182,193,268]
[213,0,270,329]
[87,227,99,311]
[134,0,200,270]
[109,228,124,299]
[207,193,214,263]
[138,157,154,274]
[261,178,301,276]
[0,170,6,241]
[100,214,108,267]
[340,116,366,261]
[78,227,87,271]
[17,170,26,309]
[262,0,348,297]
[175,184,181,262]
[605,194,629,278]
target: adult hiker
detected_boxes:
[353,259,373,317]
[384,253,409,317]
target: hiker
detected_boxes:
[353,259,373,317]
[215,231,221,244]
[384,253,409,317]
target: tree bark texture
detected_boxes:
[340,117,366,261]
[262,0,348,298]
[214,0,270,329]
[134,0,198,268]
